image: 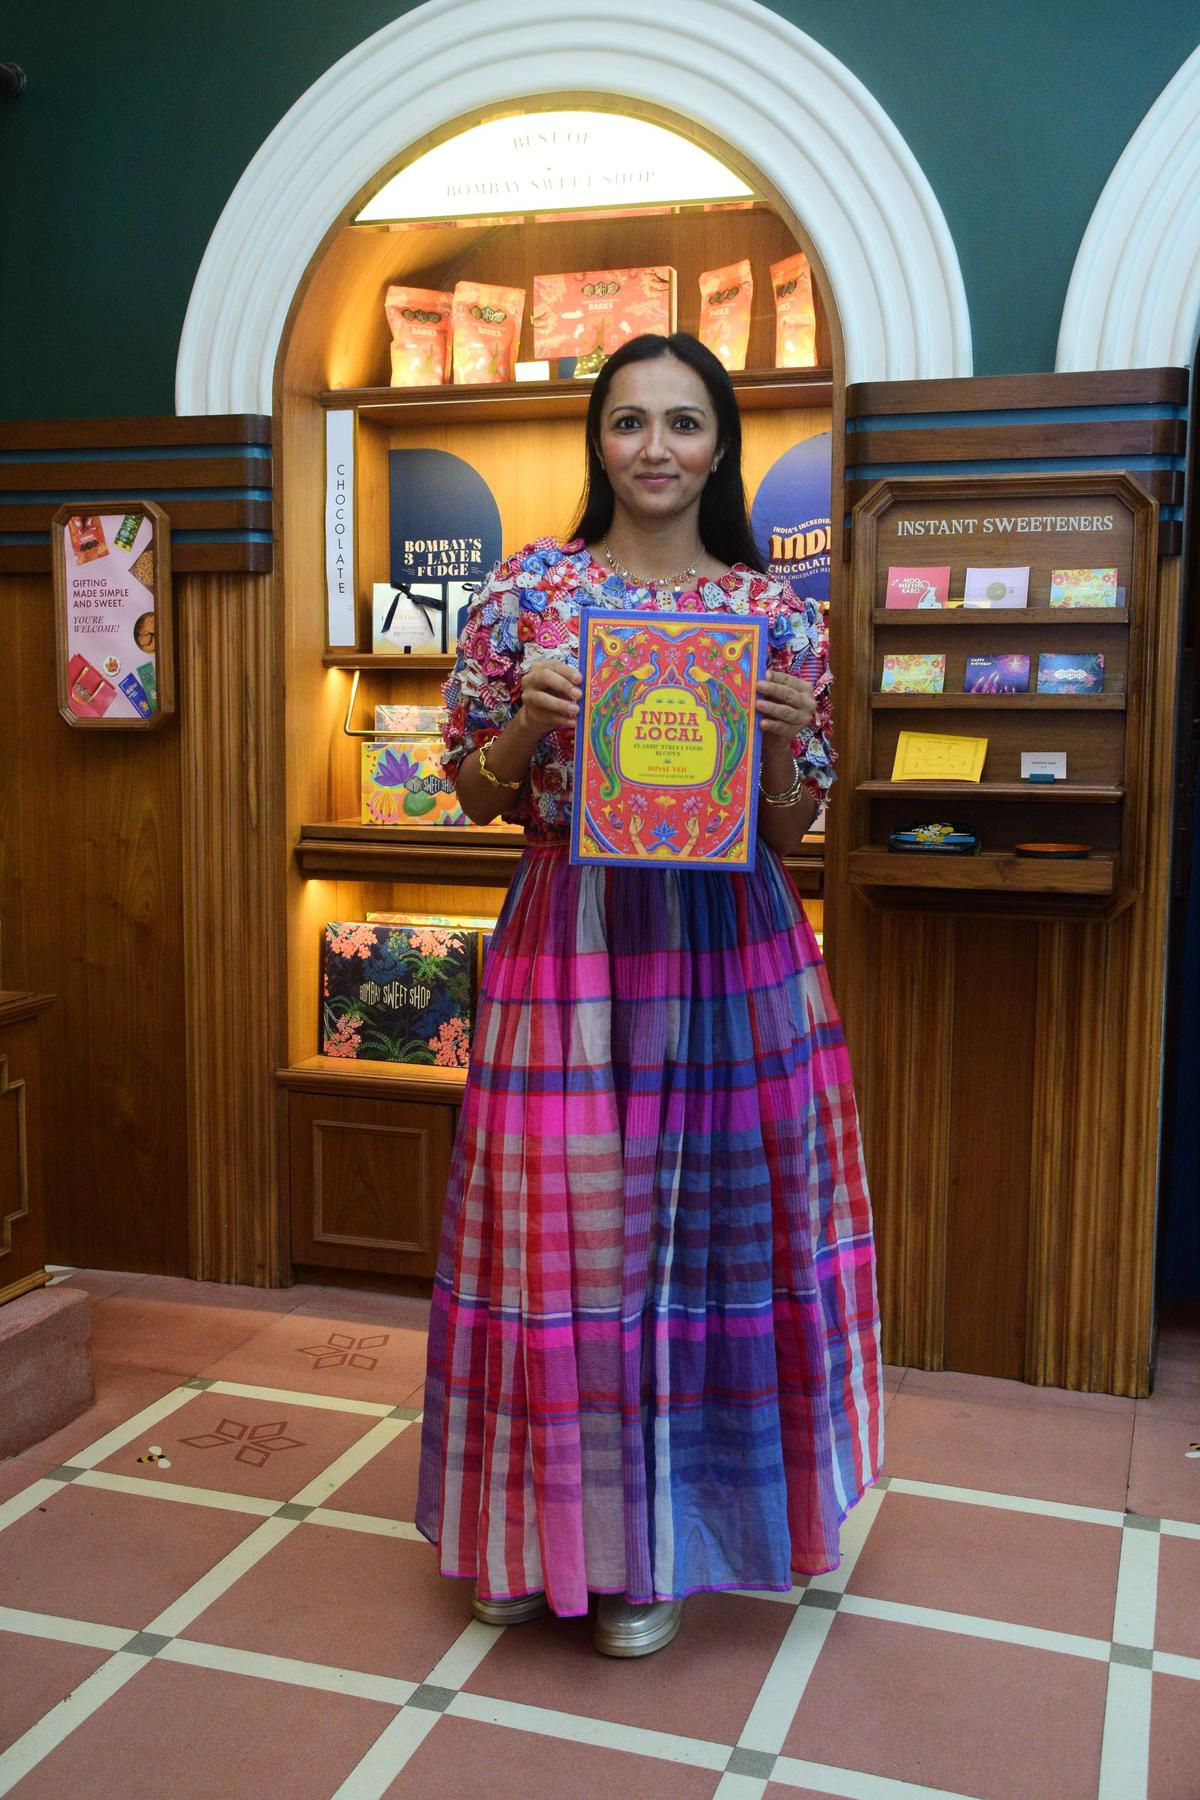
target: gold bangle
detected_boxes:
[477,739,521,792]
[760,756,806,807]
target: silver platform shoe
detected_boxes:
[471,1591,551,1625]
[592,1595,683,1657]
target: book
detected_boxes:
[1049,568,1119,608]
[321,920,476,1065]
[572,610,766,870]
[963,653,1030,694]
[963,566,1030,608]
[885,566,951,609]
[530,268,676,362]
[891,730,987,782]
[1036,652,1105,695]
[880,653,946,694]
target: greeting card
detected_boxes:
[963,566,1030,608]
[885,566,952,609]
[1035,653,1105,695]
[880,653,946,694]
[1049,568,1119,608]
[891,731,988,782]
[572,610,766,870]
[963,654,1031,694]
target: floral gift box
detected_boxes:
[321,920,479,1067]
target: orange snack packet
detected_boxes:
[771,252,817,368]
[698,260,753,371]
[531,267,675,361]
[385,286,453,387]
[451,281,525,385]
[67,514,108,565]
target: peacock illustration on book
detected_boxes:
[571,610,766,870]
[321,920,482,1066]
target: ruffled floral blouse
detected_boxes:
[441,537,835,843]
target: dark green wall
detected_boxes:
[2,1,1197,419]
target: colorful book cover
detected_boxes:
[963,653,1031,694]
[880,653,946,694]
[531,267,676,361]
[963,566,1030,608]
[1036,652,1105,695]
[571,610,766,870]
[1049,568,1119,608]
[367,913,494,991]
[884,566,951,609]
[321,921,476,1065]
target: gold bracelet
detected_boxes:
[477,739,521,792]
[760,757,807,808]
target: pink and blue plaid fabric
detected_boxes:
[416,551,883,1617]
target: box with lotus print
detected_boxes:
[321,920,481,1067]
[361,737,464,825]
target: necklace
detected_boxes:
[602,536,702,591]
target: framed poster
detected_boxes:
[52,500,173,730]
[571,610,766,871]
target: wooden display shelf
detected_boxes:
[848,847,1117,895]
[322,652,453,670]
[295,820,824,891]
[856,780,1123,803]
[870,693,1125,710]
[871,609,1130,627]
[320,367,834,425]
[277,1056,468,1103]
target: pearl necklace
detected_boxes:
[602,537,702,591]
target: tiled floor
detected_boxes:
[0,1271,1196,1800]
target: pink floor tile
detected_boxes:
[289,1287,433,1332]
[1152,1534,1200,1660]
[199,1310,428,1405]
[846,1490,1121,1639]
[95,1392,381,1503]
[180,1523,469,1682]
[53,1269,143,1300]
[0,1484,260,1630]
[6,1655,396,1800]
[884,1374,1135,1508]
[1148,1670,1200,1800]
[89,1295,286,1377]
[0,1632,111,1755]
[130,1275,309,1313]
[1127,1414,1200,1525]
[321,1420,422,1520]
[0,1365,182,1504]
[1139,1349,1200,1426]
[464,1593,792,1746]
[782,1612,1107,1800]
[384,1714,721,1799]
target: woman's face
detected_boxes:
[596,355,721,531]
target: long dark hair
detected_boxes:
[567,332,765,572]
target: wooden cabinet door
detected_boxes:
[288,1092,452,1277]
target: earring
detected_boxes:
[711,458,721,473]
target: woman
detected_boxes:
[417,332,882,1658]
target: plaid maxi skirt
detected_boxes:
[416,842,883,1618]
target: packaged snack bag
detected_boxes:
[384,286,454,387]
[451,282,525,385]
[698,260,753,371]
[771,251,817,368]
[67,515,108,565]
[531,268,675,362]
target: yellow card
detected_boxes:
[891,730,987,782]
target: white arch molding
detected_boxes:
[175,0,971,412]
[1058,43,1200,371]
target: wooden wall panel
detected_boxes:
[178,572,287,1285]
[287,1091,449,1276]
[0,574,189,1274]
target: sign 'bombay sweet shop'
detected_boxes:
[356,111,753,224]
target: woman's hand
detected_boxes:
[519,658,582,739]
[755,671,816,741]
